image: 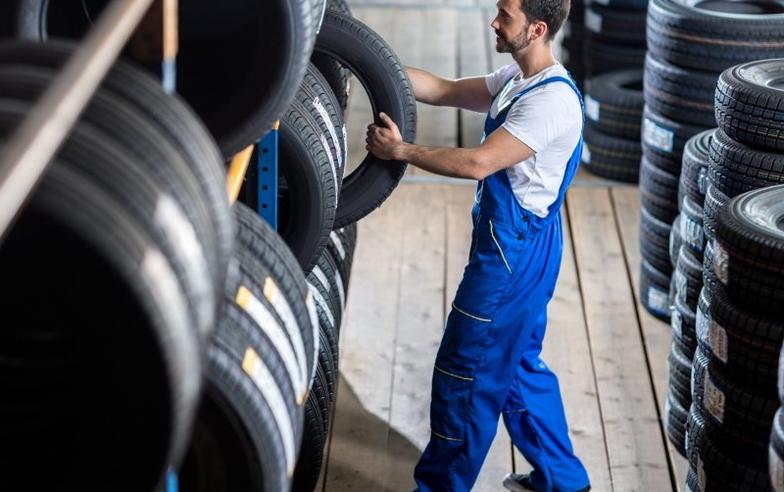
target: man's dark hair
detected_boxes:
[520,0,570,41]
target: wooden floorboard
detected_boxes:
[610,186,688,490]
[567,188,672,491]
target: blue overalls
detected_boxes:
[413,75,590,492]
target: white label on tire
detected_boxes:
[585,95,600,122]
[709,320,728,364]
[313,265,332,294]
[696,307,710,348]
[643,117,675,153]
[648,286,669,315]
[241,347,296,476]
[697,167,709,195]
[305,290,320,385]
[682,217,704,252]
[585,9,602,33]
[581,144,591,164]
[675,269,688,303]
[671,309,683,339]
[704,372,725,424]
[155,195,213,335]
[319,133,340,208]
[330,231,347,260]
[308,281,335,329]
[237,285,306,403]
[313,97,342,171]
[713,241,729,285]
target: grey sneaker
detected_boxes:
[502,473,591,492]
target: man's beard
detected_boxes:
[495,25,530,53]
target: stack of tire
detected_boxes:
[560,0,586,88]
[664,128,712,457]
[583,0,647,80]
[581,69,644,182]
[638,0,784,320]
[0,41,233,492]
[684,59,784,491]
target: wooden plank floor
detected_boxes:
[320,3,687,491]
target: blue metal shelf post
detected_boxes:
[256,122,279,231]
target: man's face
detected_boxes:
[491,0,532,53]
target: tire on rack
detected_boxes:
[639,157,680,223]
[181,297,300,492]
[680,195,706,258]
[642,106,712,175]
[584,69,644,139]
[292,362,331,492]
[673,246,702,310]
[0,162,200,491]
[0,39,234,296]
[716,59,784,152]
[640,205,673,275]
[669,214,682,269]
[672,293,697,355]
[315,10,417,227]
[581,124,641,183]
[714,185,784,316]
[640,259,671,321]
[643,53,717,128]
[311,0,354,113]
[703,183,728,243]
[584,34,646,78]
[665,393,689,457]
[327,224,358,294]
[646,0,784,73]
[668,341,693,410]
[584,4,647,44]
[10,0,318,158]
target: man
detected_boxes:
[365,0,590,491]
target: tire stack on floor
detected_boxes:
[683,60,784,491]
[583,0,647,81]
[638,0,784,320]
[581,70,644,182]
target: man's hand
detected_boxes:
[366,112,404,161]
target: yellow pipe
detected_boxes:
[226,145,254,204]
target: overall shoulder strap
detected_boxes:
[498,75,584,123]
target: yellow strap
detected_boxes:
[226,145,254,204]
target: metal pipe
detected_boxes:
[0,0,155,240]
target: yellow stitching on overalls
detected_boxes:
[431,429,463,442]
[452,303,492,323]
[434,364,474,382]
[489,219,512,274]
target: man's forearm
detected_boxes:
[395,142,485,180]
[407,67,452,106]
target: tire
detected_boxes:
[0,164,199,491]
[692,352,778,457]
[680,195,706,257]
[584,69,644,139]
[646,0,784,73]
[708,128,784,200]
[640,259,671,321]
[703,183,728,243]
[672,293,698,355]
[308,251,345,341]
[679,129,713,209]
[581,124,641,182]
[315,11,416,227]
[642,106,712,175]
[669,341,694,409]
[181,299,299,492]
[640,205,674,275]
[643,53,717,128]
[588,0,648,11]
[327,225,357,294]
[234,203,318,396]
[292,363,330,492]
[277,94,338,272]
[312,0,353,114]
[686,402,705,467]
[708,282,784,382]
[0,62,225,329]
[716,59,784,153]
[639,157,680,223]
[665,393,689,457]
[674,246,703,310]
[0,40,234,284]
[584,4,647,44]
[702,241,719,300]
[714,185,784,315]
[584,34,646,78]
[669,214,682,269]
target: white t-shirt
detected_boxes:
[484,63,583,218]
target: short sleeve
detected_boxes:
[500,84,582,153]
[485,64,518,97]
